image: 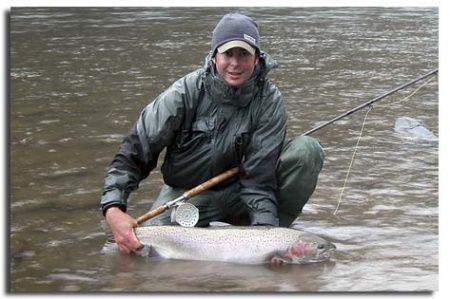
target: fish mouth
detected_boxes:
[321,249,336,260]
[307,246,336,263]
[323,244,337,255]
[303,254,335,264]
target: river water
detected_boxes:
[9,7,439,293]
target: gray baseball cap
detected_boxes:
[211,13,260,56]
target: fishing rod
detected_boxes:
[135,69,438,225]
[301,69,438,136]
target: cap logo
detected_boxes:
[243,34,256,45]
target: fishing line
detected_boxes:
[333,73,437,215]
[375,75,438,109]
[333,106,373,215]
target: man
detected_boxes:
[101,13,325,254]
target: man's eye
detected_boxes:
[224,50,250,56]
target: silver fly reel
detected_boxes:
[170,202,199,227]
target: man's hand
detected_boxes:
[105,207,143,254]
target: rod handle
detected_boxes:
[135,205,167,225]
[184,167,239,198]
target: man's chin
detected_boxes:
[224,76,245,87]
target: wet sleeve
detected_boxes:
[100,79,189,215]
[100,123,155,215]
[239,85,287,226]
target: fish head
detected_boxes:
[273,236,336,265]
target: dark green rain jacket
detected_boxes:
[101,51,287,226]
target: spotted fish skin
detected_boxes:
[134,225,336,265]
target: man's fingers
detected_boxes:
[117,239,143,254]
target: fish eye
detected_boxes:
[317,244,325,250]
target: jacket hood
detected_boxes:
[202,51,278,107]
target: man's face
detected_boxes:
[213,47,259,87]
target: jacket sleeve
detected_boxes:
[100,75,192,215]
[240,83,287,226]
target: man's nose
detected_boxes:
[229,56,239,66]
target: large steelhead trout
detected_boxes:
[134,225,336,265]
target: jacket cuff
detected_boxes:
[102,203,126,217]
[250,212,279,226]
[101,189,127,216]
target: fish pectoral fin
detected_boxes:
[270,254,292,264]
[134,244,152,257]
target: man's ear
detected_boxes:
[254,55,259,65]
